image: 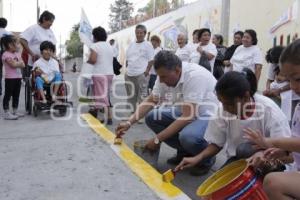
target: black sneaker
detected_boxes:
[189,157,216,176]
[88,109,98,118]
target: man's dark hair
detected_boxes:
[38,10,55,23]
[0,18,7,28]
[135,24,147,34]
[234,31,244,38]
[154,50,182,71]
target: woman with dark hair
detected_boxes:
[87,26,114,125]
[20,10,56,66]
[230,29,263,82]
[212,34,227,79]
[189,28,217,72]
[264,46,288,91]
[223,31,243,73]
[175,68,291,173]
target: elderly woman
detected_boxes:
[175,33,191,62]
[20,10,56,67]
[87,26,114,125]
[230,29,263,82]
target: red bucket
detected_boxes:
[197,159,268,200]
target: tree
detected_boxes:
[109,0,133,33]
[170,0,184,10]
[138,0,170,17]
[65,24,83,58]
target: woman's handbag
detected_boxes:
[199,52,211,72]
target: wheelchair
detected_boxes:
[25,68,72,117]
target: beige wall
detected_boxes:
[229,0,300,90]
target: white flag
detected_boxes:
[79,8,93,47]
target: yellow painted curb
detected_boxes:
[81,113,191,200]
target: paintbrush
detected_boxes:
[162,169,176,182]
[113,136,122,145]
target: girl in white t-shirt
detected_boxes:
[230,29,263,82]
[244,40,300,200]
[87,26,114,125]
[175,68,291,173]
[263,66,289,105]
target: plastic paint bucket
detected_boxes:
[197,159,268,200]
[133,140,160,167]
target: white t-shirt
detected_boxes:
[126,40,154,76]
[267,63,277,81]
[149,46,162,75]
[21,24,57,65]
[230,45,263,73]
[175,45,191,62]
[33,57,59,81]
[152,62,219,117]
[189,43,217,71]
[90,41,114,75]
[205,94,291,159]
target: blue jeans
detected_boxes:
[36,72,62,90]
[148,74,157,91]
[145,106,213,166]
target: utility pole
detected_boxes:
[37,0,40,22]
[153,0,156,17]
[221,0,230,46]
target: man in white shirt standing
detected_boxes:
[0,17,11,96]
[117,51,218,175]
[125,24,154,112]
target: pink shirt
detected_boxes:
[291,103,300,170]
[2,51,23,79]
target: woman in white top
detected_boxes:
[189,28,217,72]
[230,29,263,82]
[175,68,291,172]
[20,11,57,67]
[87,26,114,125]
[175,33,190,62]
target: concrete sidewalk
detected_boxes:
[0,73,161,200]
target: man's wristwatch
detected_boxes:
[154,136,161,145]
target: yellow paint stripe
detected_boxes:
[81,113,191,200]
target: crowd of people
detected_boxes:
[1,9,300,199]
[113,25,300,199]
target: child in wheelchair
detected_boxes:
[32,41,62,104]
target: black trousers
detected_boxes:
[3,78,22,110]
[0,57,2,95]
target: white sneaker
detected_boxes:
[4,112,18,120]
[12,110,25,117]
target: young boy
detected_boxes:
[33,41,62,103]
